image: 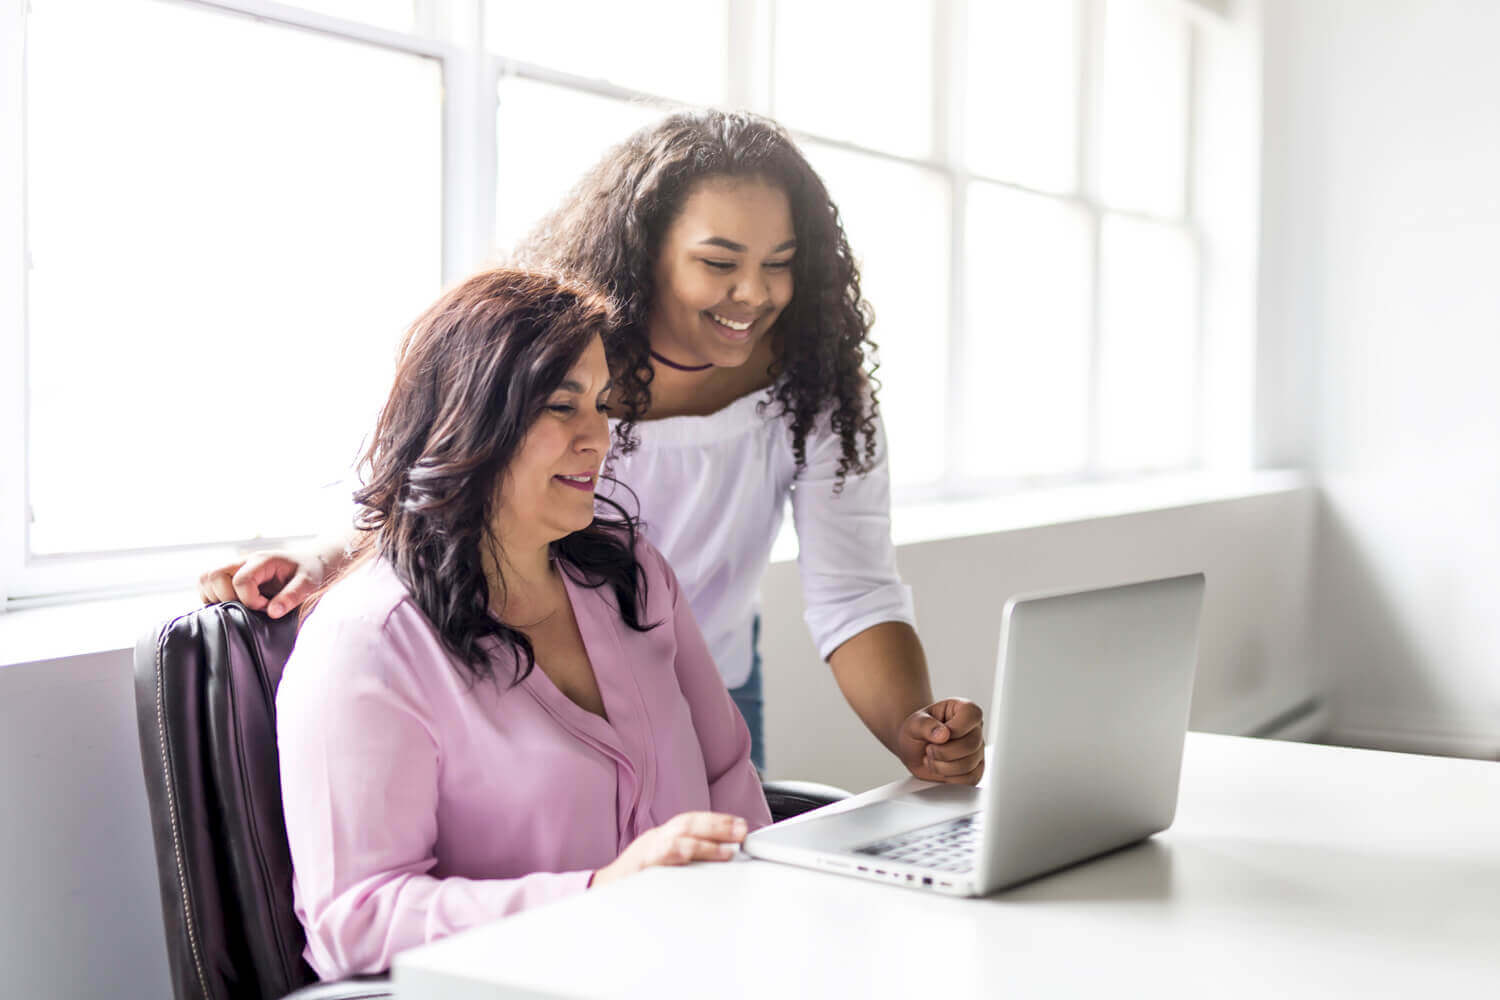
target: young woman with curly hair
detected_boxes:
[203,110,983,786]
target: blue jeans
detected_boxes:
[728,615,766,773]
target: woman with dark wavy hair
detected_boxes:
[276,269,770,980]
[205,110,983,786]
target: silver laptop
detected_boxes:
[744,573,1205,896]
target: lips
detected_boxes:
[705,310,758,341]
[553,473,596,493]
[710,312,753,331]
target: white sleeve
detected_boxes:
[788,404,916,661]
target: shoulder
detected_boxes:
[286,558,434,689]
[558,524,679,602]
[277,559,449,749]
[613,389,775,451]
[608,529,683,614]
[628,533,674,585]
[300,558,411,641]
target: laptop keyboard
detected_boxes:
[854,813,983,874]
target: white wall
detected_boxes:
[0,651,173,1000]
[762,486,1317,791]
[1260,0,1500,757]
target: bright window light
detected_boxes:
[965,0,1080,194]
[961,182,1092,480]
[494,78,665,257]
[485,0,729,106]
[802,143,951,489]
[25,0,442,556]
[1098,0,1191,218]
[773,0,935,159]
[1097,215,1198,471]
[6,0,1223,601]
[289,0,414,32]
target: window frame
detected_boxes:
[2,0,479,607]
[1,0,1226,608]
[875,0,1209,503]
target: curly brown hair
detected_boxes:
[511,108,880,488]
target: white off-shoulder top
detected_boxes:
[602,388,915,688]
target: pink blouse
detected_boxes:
[276,539,771,979]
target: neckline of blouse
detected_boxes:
[610,386,780,447]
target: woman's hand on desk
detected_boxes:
[198,548,329,619]
[897,698,985,786]
[590,812,749,888]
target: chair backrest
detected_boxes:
[134,602,317,1000]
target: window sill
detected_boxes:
[0,588,200,671]
[1,469,1309,670]
[769,468,1309,563]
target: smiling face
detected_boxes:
[494,334,612,548]
[647,175,797,369]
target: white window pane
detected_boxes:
[485,0,728,106]
[774,1,935,159]
[26,0,442,556]
[289,0,414,33]
[961,183,1091,480]
[1098,0,1190,217]
[965,0,1079,193]
[1098,216,1197,471]
[803,145,950,489]
[494,79,664,256]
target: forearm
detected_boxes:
[302,869,593,979]
[826,621,934,756]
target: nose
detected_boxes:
[730,271,770,310]
[576,403,610,457]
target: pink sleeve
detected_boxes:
[648,545,773,831]
[276,616,592,979]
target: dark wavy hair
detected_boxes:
[309,268,656,687]
[512,108,880,488]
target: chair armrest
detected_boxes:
[761,779,851,823]
[283,974,391,1000]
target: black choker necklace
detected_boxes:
[650,349,714,373]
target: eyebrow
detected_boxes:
[696,237,798,254]
[557,378,614,394]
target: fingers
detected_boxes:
[668,811,748,844]
[230,559,279,611]
[904,699,983,747]
[912,699,985,783]
[927,726,983,763]
[230,553,317,616]
[935,699,984,741]
[198,564,245,605]
[903,708,949,746]
[201,554,313,615]
[925,740,985,780]
[646,813,749,869]
[932,756,984,784]
[659,836,740,865]
[266,569,316,619]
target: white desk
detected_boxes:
[393,734,1500,999]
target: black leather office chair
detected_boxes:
[134,601,849,1000]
